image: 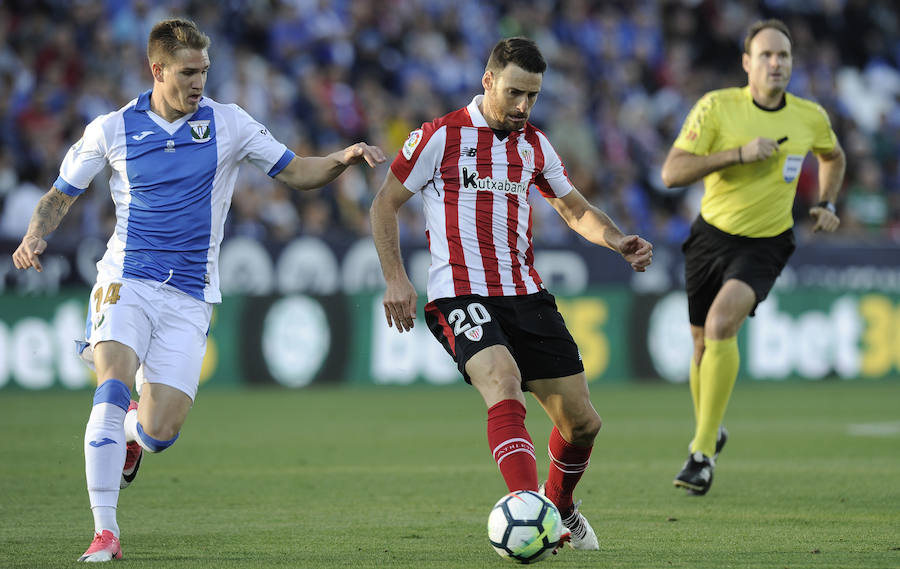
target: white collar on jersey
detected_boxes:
[134,89,200,136]
[468,95,490,128]
[145,109,196,136]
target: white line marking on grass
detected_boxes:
[847,421,900,437]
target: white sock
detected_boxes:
[84,402,126,536]
[124,406,138,443]
[92,506,119,538]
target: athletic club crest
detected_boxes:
[188,120,211,143]
[519,147,534,168]
[464,325,483,341]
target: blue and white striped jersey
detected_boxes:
[55,90,294,303]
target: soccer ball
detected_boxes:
[487,490,566,564]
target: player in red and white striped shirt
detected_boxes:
[371,37,652,551]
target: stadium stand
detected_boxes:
[1,0,898,251]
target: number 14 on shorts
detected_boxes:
[93,282,123,314]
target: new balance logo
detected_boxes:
[89,438,117,448]
[461,167,528,195]
[461,147,477,157]
[131,131,154,141]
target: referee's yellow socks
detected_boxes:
[691,336,739,458]
[689,357,701,425]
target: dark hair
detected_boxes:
[743,19,793,54]
[485,37,547,74]
[147,18,211,64]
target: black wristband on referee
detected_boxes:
[816,200,836,214]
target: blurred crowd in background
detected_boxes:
[1,0,899,251]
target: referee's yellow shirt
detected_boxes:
[673,86,837,237]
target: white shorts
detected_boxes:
[84,277,213,401]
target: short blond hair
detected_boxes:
[147,18,210,65]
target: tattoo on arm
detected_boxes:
[27,189,77,238]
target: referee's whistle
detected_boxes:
[777,136,788,145]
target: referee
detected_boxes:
[661,19,846,495]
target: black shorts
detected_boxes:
[424,290,584,387]
[683,215,795,326]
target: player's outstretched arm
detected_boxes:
[370,171,418,332]
[548,188,653,272]
[275,142,386,191]
[809,142,846,233]
[12,187,78,273]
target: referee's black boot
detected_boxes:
[673,452,715,495]
[714,425,728,460]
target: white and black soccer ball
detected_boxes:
[487,490,566,564]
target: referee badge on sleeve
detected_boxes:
[782,154,804,182]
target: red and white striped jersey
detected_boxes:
[390,95,574,301]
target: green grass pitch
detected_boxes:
[1,381,898,568]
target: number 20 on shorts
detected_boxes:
[448,302,491,336]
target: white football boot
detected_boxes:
[539,484,599,550]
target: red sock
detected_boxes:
[487,400,537,492]
[544,426,592,512]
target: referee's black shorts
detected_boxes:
[424,290,584,388]
[683,215,795,327]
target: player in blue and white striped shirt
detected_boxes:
[12,18,385,562]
